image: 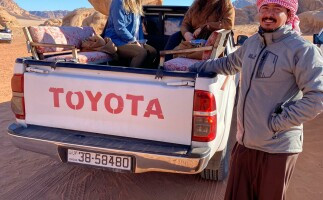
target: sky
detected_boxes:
[15,0,235,11]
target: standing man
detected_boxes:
[190,0,323,199]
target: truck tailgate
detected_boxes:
[24,69,195,145]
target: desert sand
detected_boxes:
[0,20,322,200]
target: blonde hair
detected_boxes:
[123,0,144,16]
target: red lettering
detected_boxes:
[85,91,102,111]
[49,87,64,107]
[50,87,164,119]
[66,91,84,110]
[126,94,144,116]
[144,99,164,119]
[105,93,124,114]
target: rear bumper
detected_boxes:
[7,123,210,174]
[0,38,12,42]
[0,35,12,42]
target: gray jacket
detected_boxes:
[191,25,323,153]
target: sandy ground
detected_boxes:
[0,21,322,199]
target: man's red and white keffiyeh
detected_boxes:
[257,0,301,34]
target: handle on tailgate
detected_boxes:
[166,81,195,87]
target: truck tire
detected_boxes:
[200,145,229,181]
[200,106,237,181]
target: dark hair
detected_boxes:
[192,0,229,18]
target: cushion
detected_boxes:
[29,26,95,53]
[164,57,200,71]
[163,31,220,71]
[202,31,219,60]
[44,51,113,64]
[163,30,222,71]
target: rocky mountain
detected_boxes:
[29,10,70,19]
[298,0,323,13]
[62,8,107,33]
[235,5,258,25]
[62,0,163,33]
[41,18,63,26]
[0,7,19,27]
[299,8,323,34]
[0,0,39,19]
[63,8,97,27]
[82,10,108,34]
[298,0,323,34]
[233,0,256,8]
[88,0,163,16]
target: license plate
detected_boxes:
[67,149,132,171]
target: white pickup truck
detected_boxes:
[8,6,240,181]
[0,27,13,43]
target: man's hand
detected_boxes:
[133,41,141,47]
[129,40,141,47]
[193,28,202,38]
[184,32,194,42]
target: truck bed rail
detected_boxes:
[16,58,216,78]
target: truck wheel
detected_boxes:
[200,106,237,181]
[200,145,229,181]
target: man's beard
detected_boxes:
[261,27,278,33]
[260,17,279,32]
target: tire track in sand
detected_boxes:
[0,162,75,200]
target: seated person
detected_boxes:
[103,0,158,68]
[164,0,235,60]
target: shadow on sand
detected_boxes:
[0,101,228,200]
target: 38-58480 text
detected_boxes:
[67,149,132,170]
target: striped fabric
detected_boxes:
[44,51,112,64]
[29,26,95,53]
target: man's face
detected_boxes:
[259,3,289,32]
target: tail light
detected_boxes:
[11,74,25,119]
[192,90,217,142]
